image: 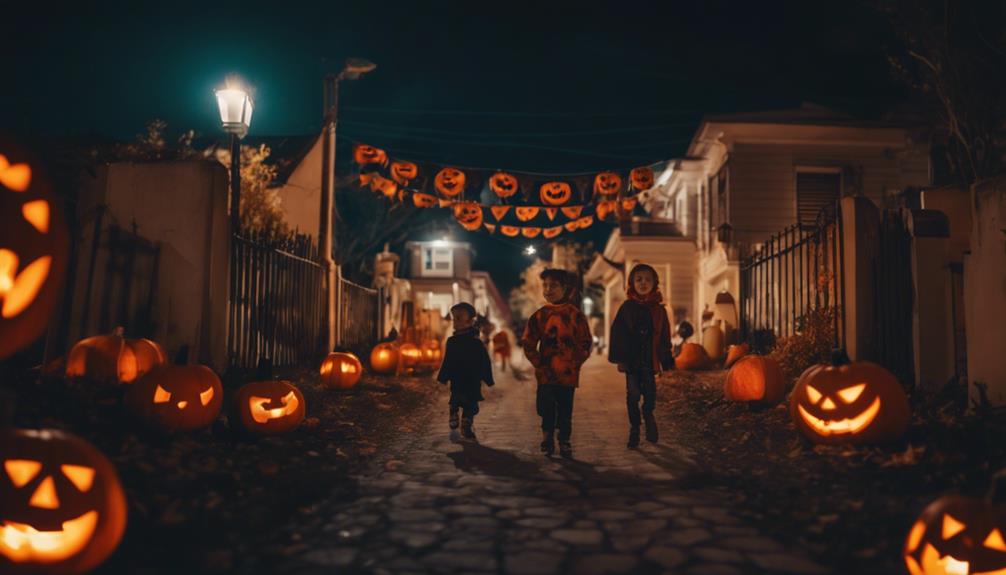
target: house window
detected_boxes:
[422,247,453,277]
[796,169,842,226]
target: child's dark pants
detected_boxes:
[625,369,656,427]
[536,384,575,442]
[449,398,479,420]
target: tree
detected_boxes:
[508,257,550,326]
[212,143,289,240]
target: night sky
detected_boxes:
[3,0,906,293]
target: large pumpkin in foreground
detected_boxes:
[232,380,305,435]
[676,343,709,371]
[724,355,785,405]
[65,328,167,385]
[320,352,363,389]
[790,351,909,445]
[904,495,1006,575]
[0,428,126,575]
[125,365,223,432]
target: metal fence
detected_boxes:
[948,262,968,385]
[339,272,379,352]
[739,203,846,349]
[872,209,915,386]
[228,233,325,369]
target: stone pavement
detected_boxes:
[277,355,830,575]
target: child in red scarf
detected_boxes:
[608,264,674,448]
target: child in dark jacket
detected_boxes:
[608,263,674,449]
[521,269,592,458]
[437,302,495,440]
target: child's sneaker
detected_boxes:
[627,426,640,449]
[540,431,555,456]
[449,408,460,430]
[461,418,476,441]
[558,441,573,459]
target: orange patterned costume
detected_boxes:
[521,303,592,387]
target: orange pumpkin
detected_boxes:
[369,342,399,374]
[419,339,442,368]
[232,380,305,435]
[319,352,363,389]
[0,141,69,360]
[389,161,418,185]
[539,182,572,206]
[0,428,127,575]
[125,365,223,432]
[398,343,421,369]
[489,172,518,198]
[676,343,709,371]
[412,192,437,208]
[65,328,167,385]
[453,202,483,231]
[630,167,654,190]
[723,355,786,404]
[596,200,617,221]
[434,167,466,197]
[790,350,910,445]
[515,207,539,222]
[501,226,520,237]
[353,144,388,167]
[903,493,1006,575]
[621,197,638,212]
[594,172,622,196]
[724,343,750,368]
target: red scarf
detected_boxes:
[626,286,670,371]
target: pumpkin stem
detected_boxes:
[988,468,1006,503]
[830,348,852,366]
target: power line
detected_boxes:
[342,105,703,119]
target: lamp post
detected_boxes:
[215,87,254,235]
[320,57,376,352]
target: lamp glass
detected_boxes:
[215,89,253,132]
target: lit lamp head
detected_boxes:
[215,88,253,138]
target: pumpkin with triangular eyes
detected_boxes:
[540,182,572,206]
[630,167,654,190]
[903,495,1006,575]
[0,141,69,360]
[453,202,483,231]
[320,352,363,389]
[434,167,466,197]
[232,380,305,435]
[0,428,126,575]
[790,351,909,445]
[594,172,622,196]
[125,365,223,432]
[489,172,518,198]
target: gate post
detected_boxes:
[840,197,881,362]
[905,209,953,392]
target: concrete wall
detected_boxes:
[965,179,1006,406]
[69,161,229,370]
[274,133,322,238]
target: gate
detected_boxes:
[339,272,379,352]
[872,209,915,387]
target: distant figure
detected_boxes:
[589,315,605,355]
[521,269,591,459]
[491,330,512,372]
[673,319,695,358]
[437,303,495,441]
[608,264,673,449]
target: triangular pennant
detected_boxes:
[501,225,520,237]
[543,226,562,239]
[515,207,539,222]
[521,227,541,238]
[576,215,594,229]
[564,220,579,232]
[484,223,496,234]
[561,206,583,220]
[490,205,511,221]
[545,208,559,221]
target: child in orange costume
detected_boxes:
[521,269,592,458]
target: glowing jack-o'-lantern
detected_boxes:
[389,161,418,185]
[790,350,910,445]
[353,144,388,167]
[723,355,785,404]
[65,328,167,385]
[232,380,305,435]
[434,167,466,197]
[125,365,223,432]
[594,172,622,196]
[398,343,421,369]
[539,182,572,206]
[0,143,69,360]
[676,343,709,371]
[369,342,399,375]
[419,339,442,368]
[320,352,363,389]
[453,202,483,231]
[0,428,126,575]
[630,167,654,190]
[904,494,1006,575]
[489,172,518,198]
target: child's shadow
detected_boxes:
[446,439,544,478]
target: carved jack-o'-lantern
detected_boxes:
[790,350,910,445]
[398,343,421,369]
[369,342,399,375]
[232,380,305,435]
[320,352,363,389]
[453,202,483,231]
[389,161,418,185]
[594,172,622,196]
[904,494,1006,575]
[501,226,520,237]
[630,167,654,190]
[539,182,572,206]
[723,355,785,404]
[65,328,167,385]
[489,172,518,198]
[419,339,442,368]
[676,343,709,371]
[353,144,388,166]
[434,167,466,197]
[412,192,437,208]
[125,365,223,432]
[0,142,69,360]
[515,207,539,222]
[596,200,618,221]
[0,428,127,575]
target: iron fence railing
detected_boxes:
[339,272,379,353]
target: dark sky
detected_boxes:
[3,0,906,293]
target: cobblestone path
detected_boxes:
[277,356,830,575]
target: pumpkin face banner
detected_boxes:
[501,226,520,237]
[563,221,579,232]
[904,496,1006,575]
[543,226,562,239]
[594,172,622,196]
[576,215,594,229]
[125,365,223,432]
[621,197,639,212]
[596,200,617,221]
[515,207,539,222]
[490,205,511,221]
[0,143,69,360]
[790,355,909,445]
[521,227,541,238]
[65,329,167,385]
[369,343,399,375]
[389,161,418,185]
[0,428,127,575]
[540,182,572,206]
[320,352,363,389]
[724,355,785,404]
[544,208,559,221]
[453,202,483,231]
[489,172,518,198]
[630,167,655,190]
[353,144,388,167]
[368,174,398,198]
[233,381,305,435]
[434,168,466,197]
[561,206,583,220]
[412,193,437,208]
[484,223,496,234]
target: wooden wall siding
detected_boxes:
[623,238,696,323]
[729,142,910,244]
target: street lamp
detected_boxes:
[320,57,376,352]
[215,86,253,235]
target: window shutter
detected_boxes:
[797,172,841,225]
